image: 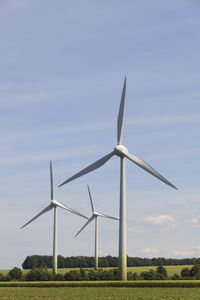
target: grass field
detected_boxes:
[1,287,200,300]
[0,265,193,277]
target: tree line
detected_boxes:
[2,264,200,281]
[22,255,200,269]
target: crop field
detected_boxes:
[1,287,200,300]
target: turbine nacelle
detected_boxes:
[93,211,101,217]
[114,144,129,157]
[51,199,59,206]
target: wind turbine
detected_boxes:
[59,77,177,280]
[75,185,118,270]
[21,161,88,275]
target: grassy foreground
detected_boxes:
[1,287,200,300]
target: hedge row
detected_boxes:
[0,266,168,282]
[1,280,200,288]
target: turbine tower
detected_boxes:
[75,185,118,270]
[59,78,177,280]
[21,161,88,275]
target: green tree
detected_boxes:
[156,266,167,278]
[54,273,65,281]
[171,273,181,280]
[0,273,5,281]
[141,269,158,280]
[190,265,200,277]
[25,267,53,281]
[64,270,81,281]
[9,267,22,280]
[80,268,88,280]
[181,267,191,278]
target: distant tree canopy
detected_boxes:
[22,255,200,269]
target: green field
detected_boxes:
[0,265,193,277]
[0,287,200,300]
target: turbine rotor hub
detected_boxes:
[51,199,58,206]
[114,144,128,157]
[93,211,100,217]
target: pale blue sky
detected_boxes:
[0,0,200,269]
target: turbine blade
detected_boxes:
[75,216,95,237]
[59,151,114,187]
[50,161,54,200]
[124,152,177,190]
[117,77,126,145]
[21,204,53,229]
[87,185,94,212]
[98,212,119,220]
[56,201,88,219]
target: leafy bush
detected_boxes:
[54,273,65,281]
[181,268,191,278]
[190,264,200,277]
[171,273,181,280]
[80,269,88,280]
[0,273,6,282]
[64,270,81,281]
[25,267,53,281]
[127,272,138,280]
[8,267,22,280]
[156,266,167,278]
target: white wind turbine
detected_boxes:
[21,161,88,275]
[75,185,118,270]
[59,77,177,280]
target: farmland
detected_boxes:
[1,287,200,300]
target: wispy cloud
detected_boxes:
[2,113,200,144]
[145,214,176,232]
[184,217,200,228]
[173,250,193,258]
[142,247,159,257]
[0,146,100,165]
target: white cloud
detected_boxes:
[145,214,176,232]
[142,248,158,257]
[128,225,146,233]
[174,250,193,258]
[184,217,200,228]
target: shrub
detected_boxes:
[190,264,200,277]
[87,270,99,281]
[80,269,88,280]
[171,273,181,280]
[195,273,200,280]
[9,267,22,280]
[127,272,138,280]
[25,267,53,281]
[64,270,81,281]
[156,266,167,278]
[0,273,5,282]
[54,273,65,281]
[181,268,191,278]
[140,269,158,280]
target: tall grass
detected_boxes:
[1,280,200,287]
